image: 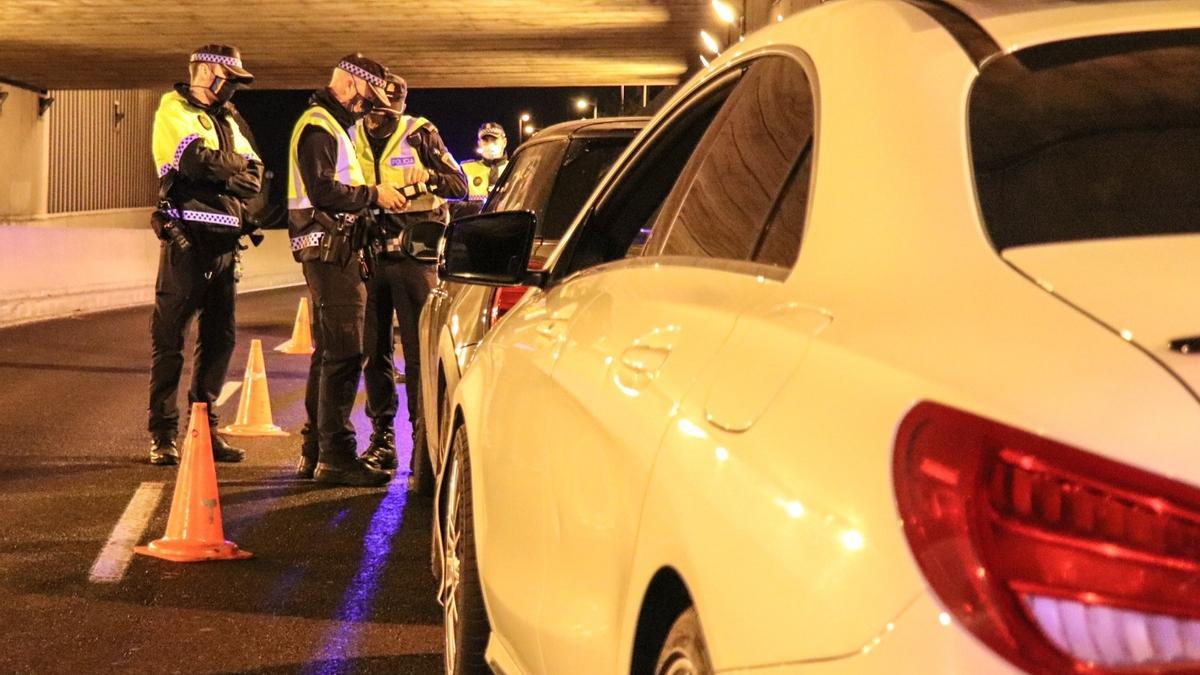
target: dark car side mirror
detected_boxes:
[438,210,541,287]
[400,220,445,263]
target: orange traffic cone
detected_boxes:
[275,297,315,355]
[135,403,252,562]
[220,339,289,437]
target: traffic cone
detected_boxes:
[275,297,315,355]
[220,339,289,437]
[135,403,252,562]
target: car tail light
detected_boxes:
[488,285,529,326]
[486,258,543,327]
[894,402,1200,674]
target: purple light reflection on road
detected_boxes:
[305,479,410,674]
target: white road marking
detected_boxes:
[216,380,242,407]
[88,482,166,583]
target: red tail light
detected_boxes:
[487,258,543,327]
[488,285,529,326]
[894,402,1200,674]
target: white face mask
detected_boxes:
[478,141,505,160]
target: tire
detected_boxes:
[408,415,435,497]
[443,428,491,675]
[654,607,714,675]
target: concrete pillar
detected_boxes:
[0,86,50,219]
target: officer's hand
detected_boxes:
[411,167,431,185]
[375,184,407,211]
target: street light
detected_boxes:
[711,0,737,24]
[575,97,597,119]
[699,30,721,56]
[699,54,711,68]
[524,124,536,136]
[518,112,533,141]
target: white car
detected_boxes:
[433,1,1200,674]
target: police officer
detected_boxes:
[289,54,406,487]
[453,122,509,219]
[148,44,264,466]
[355,74,467,475]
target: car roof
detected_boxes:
[526,117,649,144]
[938,0,1198,54]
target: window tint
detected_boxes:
[970,31,1200,250]
[654,56,814,268]
[559,71,743,278]
[484,139,566,219]
[539,136,633,241]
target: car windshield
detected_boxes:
[539,136,633,240]
[969,30,1200,251]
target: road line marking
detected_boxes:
[216,380,242,407]
[88,482,165,583]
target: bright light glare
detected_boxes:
[575,98,590,111]
[519,112,531,122]
[939,612,952,627]
[715,447,729,462]
[699,30,721,55]
[711,0,737,24]
[841,530,865,551]
[524,124,535,135]
[699,54,710,68]
[784,501,805,519]
[677,418,707,439]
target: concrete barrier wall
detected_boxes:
[0,209,302,327]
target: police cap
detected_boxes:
[190,44,254,84]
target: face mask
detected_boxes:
[479,141,505,161]
[210,76,237,106]
[347,84,376,120]
[366,114,399,139]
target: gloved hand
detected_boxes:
[225,170,262,198]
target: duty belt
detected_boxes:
[290,232,324,251]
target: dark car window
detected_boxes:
[653,55,814,270]
[971,30,1200,250]
[539,137,632,241]
[484,139,567,218]
[557,69,745,279]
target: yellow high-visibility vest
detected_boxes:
[355,115,446,213]
[287,105,366,211]
[462,160,493,202]
[152,91,259,179]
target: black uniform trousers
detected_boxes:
[300,258,367,466]
[148,242,237,437]
[363,255,430,435]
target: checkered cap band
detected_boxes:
[338,61,385,88]
[191,52,244,69]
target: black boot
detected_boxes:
[314,459,392,487]
[211,434,246,463]
[149,434,180,466]
[297,424,319,479]
[362,426,397,471]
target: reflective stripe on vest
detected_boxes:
[356,115,444,213]
[288,105,366,211]
[165,208,240,228]
[152,91,259,178]
[462,160,491,202]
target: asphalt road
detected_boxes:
[0,287,443,674]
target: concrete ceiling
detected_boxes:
[0,0,716,91]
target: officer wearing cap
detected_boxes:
[289,54,406,487]
[453,122,510,219]
[354,73,467,476]
[147,44,264,466]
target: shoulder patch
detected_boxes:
[198,114,212,130]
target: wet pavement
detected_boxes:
[0,287,443,673]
